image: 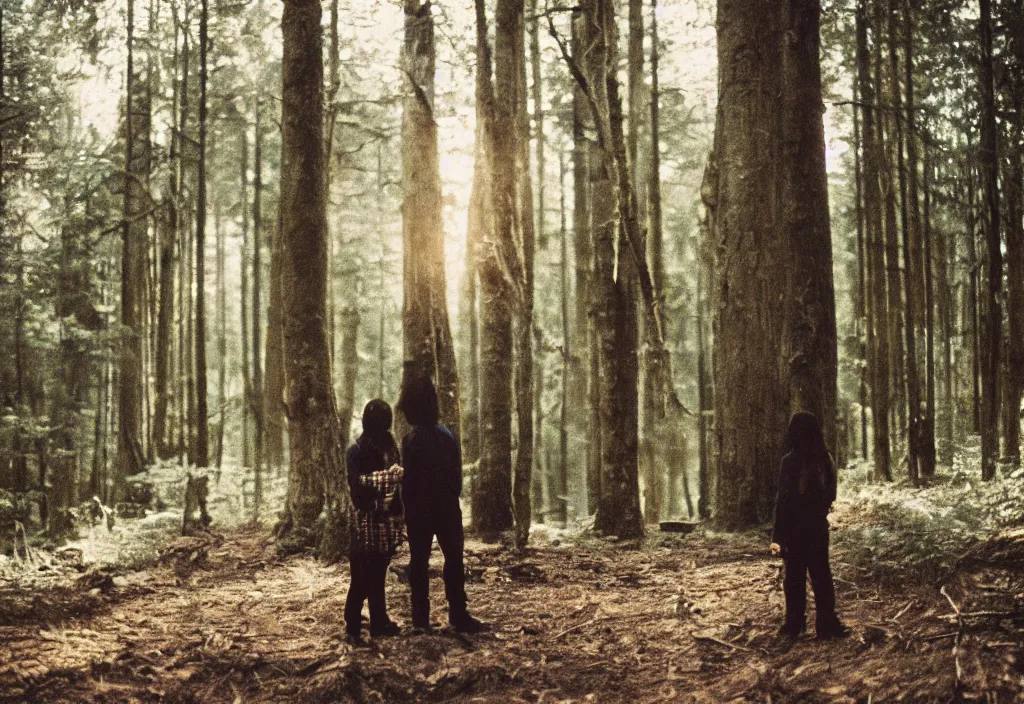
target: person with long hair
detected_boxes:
[344,399,405,643]
[396,372,482,633]
[770,411,848,640]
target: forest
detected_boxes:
[1,0,1024,701]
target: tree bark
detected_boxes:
[889,1,920,483]
[154,11,181,461]
[711,0,836,527]
[252,111,264,512]
[589,0,642,539]
[922,141,937,476]
[712,0,786,527]
[461,0,491,468]
[114,0,149,500]
[646,0,669,522]
[978,0,1001,481]
[877,10,905,461]
[853,77,869,461]
[240,127,251,469]
[858,0,892,481]
[276,0,347,555]
[263,174,286,472]
[476,0,519,536]
[557,149,570,525]
[570,9,598,517]
[631,0,660,526]
[215,171,226,469]
[513,0,536,548]
[337,308,360,449]
[781,0,837,458]
[903,0,935,477]
[398,0,462,445]
[934,156,954,463]
[1004,102,1024,466]
[194,0,209,468]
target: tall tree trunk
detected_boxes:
[1004,104,1024,466]
[513,0,536,547]
[193,0,210,468]
[696,230,711,520]
[461,0,491,468]
[935,156,954,463]
[890,1,920,483]
[978,0,1001,481]
[252,112,265,515]
[114,0,149,499]
[711,0,836,526]
[966,152,981,435]
[903,1,935,477]
[853,77,869,461]
[922,141,937,476]
[215,176,226,468]
[263,151,286,473]
[175,4,192,462]
[782,0,837,454]
[588,0,642,539]
[557,149,570,525]
[647,0,672,520]
[153,9,180,461]
[631,0,660,525]
[399,0,461,442]
[476,0,518,537]
[878,13,905,461]
[325,0,340,377]
[52,208,97,533]
[712,0,786,527]
[858,0,892,481]
[240,127,251,468]
[276,0,347,557]
[570,9,598,517]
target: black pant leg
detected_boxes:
[407,526,434,627]
[366,553,391,630]
[782,550,808,634]
[807,533,838,631]
[435,513,468,617]
[345,553,367,634]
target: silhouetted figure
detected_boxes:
[345,399,405,643]
[397,373,483,634]
[770,411,848,640]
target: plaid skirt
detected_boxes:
[352,509,405,555]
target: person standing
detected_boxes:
[344,399,405,643]
[397,373,483,633]
[770,411,849,640]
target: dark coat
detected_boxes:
[346,433,404,554]
[347,434,403,516]
[400,424,462,524]
[771,451,836,549]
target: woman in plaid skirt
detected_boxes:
[344,399,405,643]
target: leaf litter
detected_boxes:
[1,473,1023,702]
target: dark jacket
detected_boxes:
[347,434,403,516]
[771,451,836,549]
[401,424,462,523]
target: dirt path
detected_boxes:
[1,522,1021,703]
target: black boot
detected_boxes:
[816,617,849,640]
[371,619,402,638]
[777,622,804,640]
[450,610,484,634]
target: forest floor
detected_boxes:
[2,475,1024,703]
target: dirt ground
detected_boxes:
[1,506,1023,703]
